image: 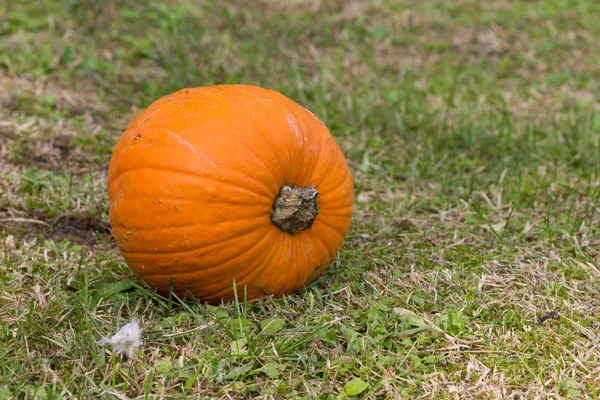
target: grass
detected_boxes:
[1,0,599,398]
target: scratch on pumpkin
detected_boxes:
[135,108,161,127]
[164,130,215,166]
[286,115,300,140]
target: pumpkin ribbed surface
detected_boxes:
[107,84,353,303]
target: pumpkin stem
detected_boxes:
[271,185,319,235]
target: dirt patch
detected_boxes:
[0,114,117,176]
[0,212,114,248]
[51,212,113,245]
[0,121,15,138]
[0,71,120,175]
[228,0,323,13]
[8,133,95,174]
[0,72,109,118]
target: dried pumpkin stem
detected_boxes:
[271,185,319,235]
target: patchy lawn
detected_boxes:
[1,0,599,398]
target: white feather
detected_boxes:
[97,318,142,358]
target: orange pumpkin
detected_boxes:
[107,84,353,304]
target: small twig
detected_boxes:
[162,323,213,338]
[0,218,50,226]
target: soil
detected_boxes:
[0,212,114,249]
